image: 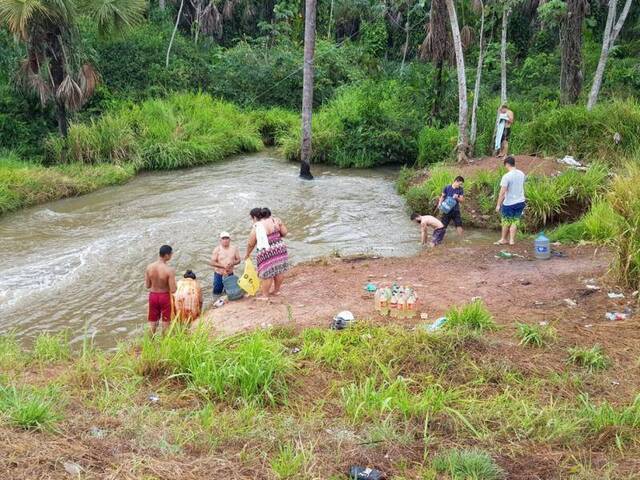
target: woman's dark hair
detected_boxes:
[249,207,263,219]
[183,270,196,280]
[260,207,272,219]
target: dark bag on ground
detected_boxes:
[223,275,244,300]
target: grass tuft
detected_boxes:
[433,448,504,480]
[0,384,60,430]
[445,300,497,332]
[32,331,70,362]
[516,322,557,348]
[568,346,610,372]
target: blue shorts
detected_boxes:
[432,227,447,245]
[213,273,226,295]
[501,202,526,225]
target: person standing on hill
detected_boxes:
[437,176,465,237]
[144,245,177,334]
[495,156,526,246]
[495,103,514,157]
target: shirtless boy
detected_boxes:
[410,213,446,247]
[144,245,177,334]
[210,231,241,296]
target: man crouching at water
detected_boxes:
[411,213,446,247]
[145,245,177,334]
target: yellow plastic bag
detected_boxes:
[238,259,260,296]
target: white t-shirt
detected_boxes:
[500,169,526,206]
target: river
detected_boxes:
[1,152,493,346]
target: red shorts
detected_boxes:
[148,292,172,323]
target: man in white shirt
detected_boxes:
[495,156,526,245]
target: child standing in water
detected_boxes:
[410,213,446,247]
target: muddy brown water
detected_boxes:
[0,152,493,346]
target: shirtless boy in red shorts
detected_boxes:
[144,245,177,334]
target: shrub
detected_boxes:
[516,322,556,347]
[416,124,457,166]
[608,161,640,290]
[568,346,610,372]
[282,80,420,167]
[433,448,504,480]
[249,108,298,146]
[395,166,417,195]
[524,176,567,228]
[445,300,497,332]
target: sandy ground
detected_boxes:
[203,241,626,340]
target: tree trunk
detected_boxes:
[444,0,469,162]
[328,0,334,40]
[159,0,166,10]
[429,61,444,125]
[560,0,587,104]
[400,13,410,74]
[470,0,485,149]
[587,0,633,110]
[500,7,509,104]
[300,0,316,180]
[166,0,185,68]
[56,101,69,137]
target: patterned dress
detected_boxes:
[256,228,289,280]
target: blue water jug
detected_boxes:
[439,196,457,214]
[534,232,551,260]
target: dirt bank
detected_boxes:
[203,242,636,378]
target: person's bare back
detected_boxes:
[145,260,176,293]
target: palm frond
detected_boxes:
[0,0,47,39]
[79,63,98,98]
[56,75,84,111]
[79,0,146,36]
[461,25,474,50]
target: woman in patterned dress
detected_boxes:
[245,208,289,299]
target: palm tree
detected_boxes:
[0,0,145,137]
[559,0,588,104]
[444,0,469,161]
[300,0,316,180]
[587,0,633,110]
[419,0,454,124]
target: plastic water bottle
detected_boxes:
[407,292,416,319]
[390,294,398,318]
[534,232,551,260]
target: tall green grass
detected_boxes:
[138,326,292,405]
[32,331,70,362]
[445,299,497,332]
[608,161,640,290]
[0,333,25,369]
[404,165,455,214]
[0,383,60,430]
[46,93,263,170]
[0,151,134,214]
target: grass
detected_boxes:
[32,331,70,362]
[432,449,504,480]
[445,299,497,332]
[568,346,610,372]
[0,332,25,369]
[0,151,135,215]
[0,384,60,430]
[1,316,639,478]
[404,165,455,214]
[138,326,292,405]
[516,322,557,347]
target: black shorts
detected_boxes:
[502,127,511,143]
[442,209,462,228]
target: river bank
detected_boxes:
[2,240,640,479]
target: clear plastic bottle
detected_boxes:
[390,293,398,318]
[407,292,416,319]
[374,289,381,313]
[397,293,407,319]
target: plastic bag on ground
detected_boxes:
[238,259,260,296]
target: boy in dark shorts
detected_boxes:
[438,176,465,236]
